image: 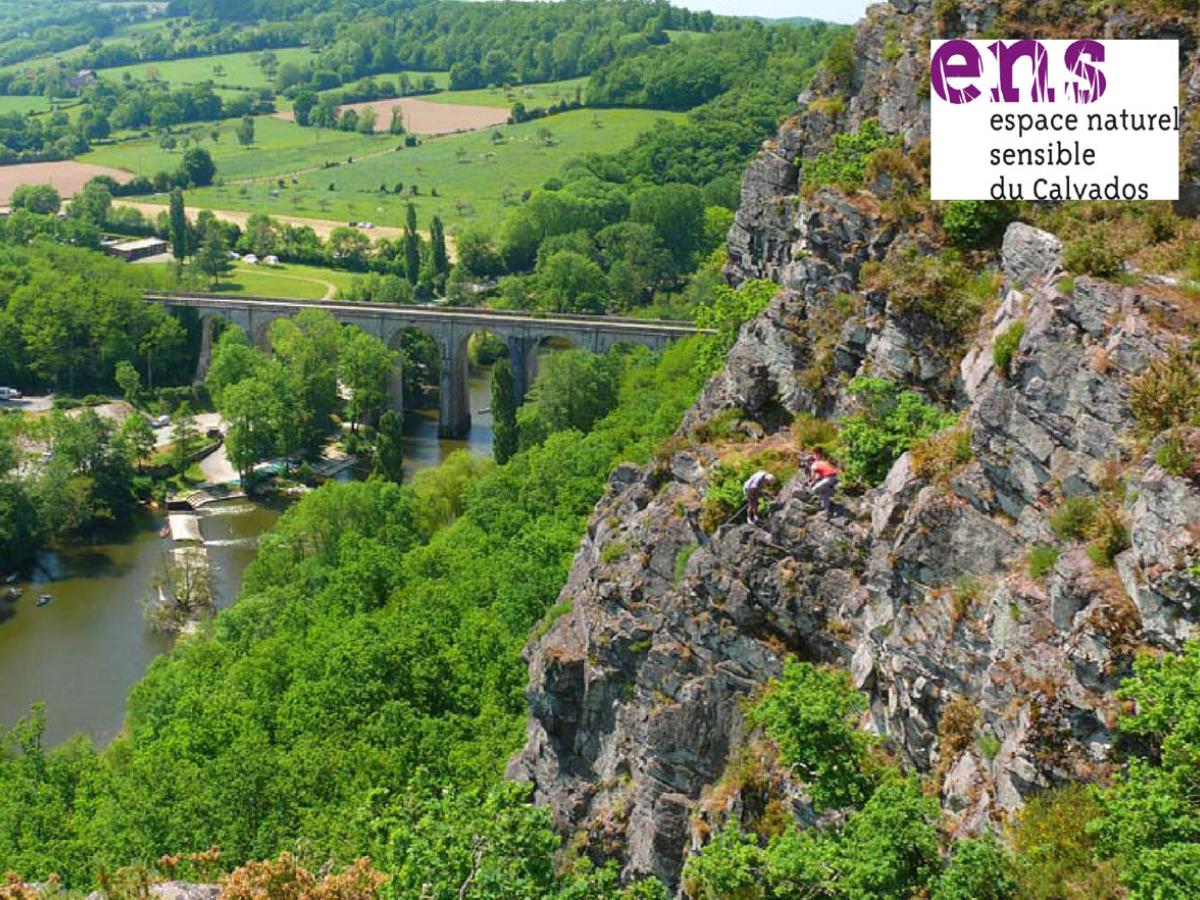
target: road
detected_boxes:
[114,201,408,242]
[0,395,53,414]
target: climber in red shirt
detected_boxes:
[807,447,840,514]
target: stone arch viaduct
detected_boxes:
[146,292,708,438]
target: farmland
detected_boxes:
[333,97,510,135]
[81,114,386,182]
[95,47,318,90]
[0,160,131,204]
[139,107,681,232]
[423,77,589,109]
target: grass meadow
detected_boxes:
[95,47,318,90]
[143,259,362,300]
[92,107,680,232]
[82,114,387,182]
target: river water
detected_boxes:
[0,368,496,746]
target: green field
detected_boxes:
[166,107,682,232]
[143,259,360,300]
[96,47,318,90]
[0,46,91,77]
[423,77,588,109]
[81,114,387,182]
[0,95,63,115]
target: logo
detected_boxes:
[929,40,1179,201]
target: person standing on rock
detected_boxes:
[743,470,776,526]
[807,447,840,514]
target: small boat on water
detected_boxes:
[36,594,51,607]
[4,586,20,600]
[3,573,16,584]
[159,523,171,538]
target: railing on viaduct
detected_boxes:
[146,291,709,438]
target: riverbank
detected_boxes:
[0,366,497,746]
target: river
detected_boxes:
[0,367,497,747]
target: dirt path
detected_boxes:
[113,201,408,242]
[275,97,509,136]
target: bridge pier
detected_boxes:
[505,334,540,405]
[438,333,471,439]
[387,363,404,417]
[194,315,215,384]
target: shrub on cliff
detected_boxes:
[860,244,997,343]
[801,119,900,192]
[1130,344,1200,435]
[836,377,958,486]
[941,200,1018,249]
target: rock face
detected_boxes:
[512,1,1200,888]
[727,0,1200,287]
[514,221,1200,885]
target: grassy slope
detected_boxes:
[81,114,386,181]
[94,107,681,232]
[0,95,61,114]
[95,46,317,90]
[142,259,361,299]
[413,76,588,109]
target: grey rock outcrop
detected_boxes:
[513,222,1200,887]
[515,0,1200,889]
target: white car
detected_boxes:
[150,414,170,428]
[0,387,21,400]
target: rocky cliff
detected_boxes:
[512,0,1200,889]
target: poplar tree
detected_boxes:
[169,188,188,261]
[491,357,519,464]
[404,203,420,285]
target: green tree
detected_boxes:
[534,250,607,313]
[114,360,142,407]
[384,784,558,899]
[139,312,186,391]
[69,180,112,229]
[268,309,341,455]
[339,327,397,432]
[195,217,232,287]
[934,835,1018,900]
[178,146,216,187]
[520,349,621,445]
[491,357,519,465]
[168,188,188,261]
[747,659,878,811]
[236,115,255,147]
[372,409,405,484]
[0,480,41,567]
[404,203,420,285]
[169,401,199,471]
[388,107,405,135]
[10,184,61,215]
[205,326,264,404]
[219,375,276,488]
[630,183,706,271]
[693,280,779,376]
[116,412,156,469]
[430,215,450,283]
[836,377,958,486]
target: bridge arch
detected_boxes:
[149,291,704,438]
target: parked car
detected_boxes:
[150,414,170,428]
[0,387,22,400]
